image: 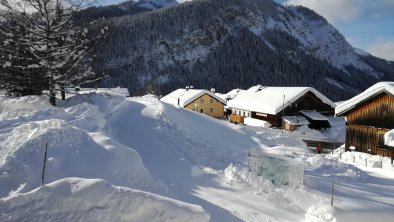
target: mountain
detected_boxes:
[136,0,179,9]
[80,0,394,100]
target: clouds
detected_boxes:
[368,41,394,61]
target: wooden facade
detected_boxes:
[250,92,334,127]
[282,121,299,132]
[343,93,394,157]
[229,114,244,124]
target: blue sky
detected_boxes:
[98,0,394,61]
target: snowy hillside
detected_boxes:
[1,94,393,221]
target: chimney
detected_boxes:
[211,88,215,93]
[190,86,194,89]
[186,86,190,91]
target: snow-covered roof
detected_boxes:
[67,87,130,97]
[218,88,245,100]
[282,116,310,126]
[227,86,336,115]
[336,82,394,116]
[160,88,226,107]
[300,111,329,121]
[384,129,394,147]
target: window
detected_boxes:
[210,108,214,113]
[200,109,204,113]
[200,98,204,104]
[210,98,214,103]
[243,111,245,116]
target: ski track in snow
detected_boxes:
[0,94,393,221]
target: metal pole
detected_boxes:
[41,142,48,186]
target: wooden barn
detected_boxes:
[227,85,336,127]
[160,88,226,118]
[336,82,394,159]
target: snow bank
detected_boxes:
[307,155,370,181]
[0,178,209,222]
[384,129,394,147]
[0,96,52,120]
[339,151,393,170]
[0,94,159,198]
[0,119,157,197]
[293,125,326,140]
[244,117,271,128]
[158,99,261,168]
[305,206,335,222]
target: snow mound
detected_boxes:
[0,178,209,222]
[339,151,393,170]
[0,118,158,198]
[0,96,52,120]
[307,155,369,181]
[305,206,336,222]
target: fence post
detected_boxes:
[41,142,48,186]
[331,179,335,207]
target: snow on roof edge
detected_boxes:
[161,88,227,107]
[182,90,227,107]
[336,82,394,116]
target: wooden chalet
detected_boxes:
[160,88,227,118]
[336,82,394,159]
[227,85,336,127]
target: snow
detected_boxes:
[217,88,245,101]
[354,48,370,56]
[227,85,336,115]
[282,116,309,126]
[384,129,394,147]
[65,87,130,97]
[274,6,379,76]
[0,94,393,221]
[160,88,226,107]
[300,110,329,121]
[244,117,271,128]
[336,82,394,115]
[325,77,344,90]
[0,178,209,222]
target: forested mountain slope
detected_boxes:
[81,0,394,100]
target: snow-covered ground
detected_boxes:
[0,94,393,221]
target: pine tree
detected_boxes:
[0,0,105,105]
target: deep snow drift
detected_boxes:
[0,94,393,222]
[0,178,209,222]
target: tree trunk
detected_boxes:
[49,87,56,106]
[61,85,66,100]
